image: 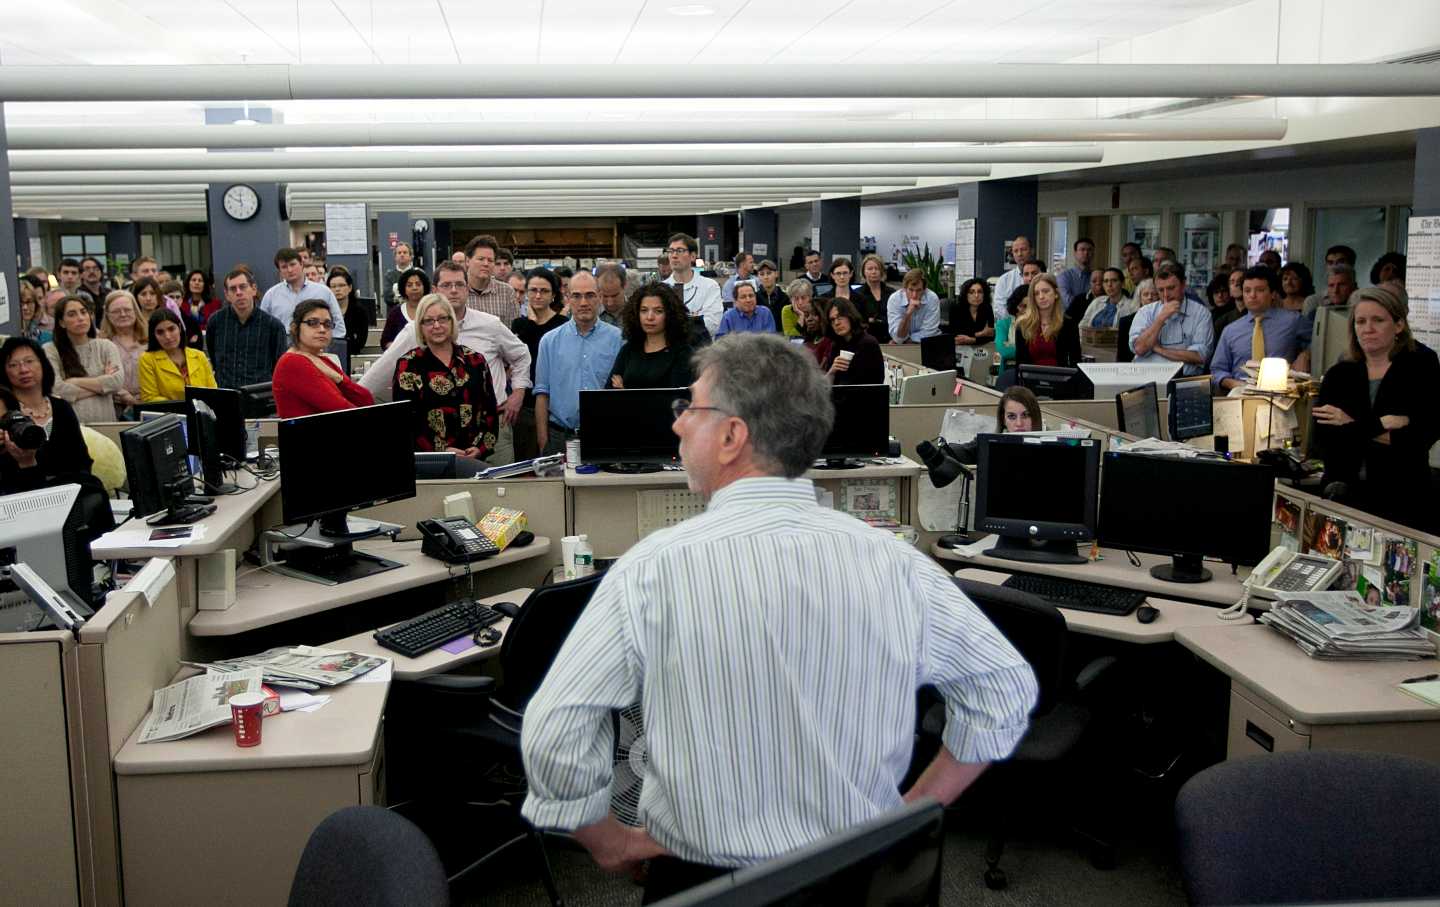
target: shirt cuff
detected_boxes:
[941,709,1032,765]
[521,786,613,832]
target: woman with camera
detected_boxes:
[0,337,93,494]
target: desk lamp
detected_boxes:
[915,439,986,548]
[1255,357,1290,452]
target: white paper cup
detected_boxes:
[838,350,855,362]
[561,535,580,579]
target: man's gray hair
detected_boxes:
[691,334,834,478]
[595,262,627,285]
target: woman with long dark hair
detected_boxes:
[609,282,694,390]
[43,295,124,424]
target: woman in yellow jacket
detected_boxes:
[138,309,218,402]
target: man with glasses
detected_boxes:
[207,267,288,389]
[520,334,1036,901]
[534,272,624,456]
[260,247,346,340]
[662,233,724,338]
[464,234,522,323]
[595,263,628,327]
[362,260,531,463]
[79,257,111,304]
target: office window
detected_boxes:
[1310,207,1385,281]
[1123,214,1160,259]
[1043,216,1068,272]
[1248,208,1289,265]
[59,234,107,257]
[1178,212,1220,291]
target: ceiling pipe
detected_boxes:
[0,64,1433,101]
[12,172,913,188]
[4,118,1287,150]
[9,162,987,180]
[7,146,1103,170]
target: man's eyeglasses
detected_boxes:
[300,319,334,330]
[670,399,728,419]
[568,291,600,303]
[666,246,690,255]
[436,281,466,290]
[419,316,452,327]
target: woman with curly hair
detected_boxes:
[392,294,498,470]
[608,282,694,389]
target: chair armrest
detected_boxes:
[1074,655,1118,694]
[406,674,497,693]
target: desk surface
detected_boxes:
[324,587,532,679]
[93,477,281,560]
[192,537,550,636]
[114,672,388,775]
[956,568,1249,643]
[565,457,922,488]
[1177,625,1440,726]
[936,542,1250,607]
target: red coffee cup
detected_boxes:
[229,692,266,747]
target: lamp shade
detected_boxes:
[916,440,963,488]
[1256,357,1289,392]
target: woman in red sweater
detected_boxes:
[272,299,374,418]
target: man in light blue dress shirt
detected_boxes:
[1128,261,1213,376]
[721,252,761,304]
[259,247,346,340]
[520,334,1036,901]
[1055,236,1094,313]
[534,271,624,455]
[1211,266,1312,389]
[887,272,942,342]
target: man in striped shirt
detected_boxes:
[521,333,1037,902]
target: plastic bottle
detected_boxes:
[575,534,594,575]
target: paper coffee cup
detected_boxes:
[229,692,267,747]
[838,350,855,362]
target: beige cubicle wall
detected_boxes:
[89,419,283,453]
[0,628,88,906]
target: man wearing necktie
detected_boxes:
[1211,265,1312,390]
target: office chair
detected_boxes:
[288,805,449,907]
[386,572,605,906]
[1115,313,1137,363]
[933,579,1117,890]
[1175,751,1440,905]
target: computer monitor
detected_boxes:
[188,400,237,494]
[652,800,944,907]
[820,384,890,469]
[1098,451,1274,583]
[578,388,689,473]
[1115,383,1162,440]
[186,385,247,462]
[1167,375,1214,442]
[0,485,98,629]
[276,402,416,583]
[899,370,957,405]
[974,433,1100,565]
[239,382,276,418]
[919,334,956,372]
[121,414,208,525]
[1017,364,1093,401]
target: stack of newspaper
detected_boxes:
[138,668,266,744]
[190,645,387,691]
[1259,591,1435,660]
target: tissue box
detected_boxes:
[478,507,528,549]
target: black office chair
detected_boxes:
[938,579,1117,889]
[1115,313,1137,363]
[288,805,449,907]
[386,572,605,906]
[1175,751,1440,905]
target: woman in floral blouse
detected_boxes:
[391,294,498,472]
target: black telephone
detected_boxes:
[417,516,499,564]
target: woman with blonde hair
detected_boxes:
[99,290,147,414]
[853,253,893,342]
[392,294,498,473]
[1014,273,1081,368]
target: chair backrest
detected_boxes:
[1175,750,1440,906]
[495,572,604,715]
[1114,313,1136,363]
[288,805,449,907]
[955,578,1067,718]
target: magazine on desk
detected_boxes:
[191,645,387,689]
[1258,591,1434,660]
[138,668,265,744]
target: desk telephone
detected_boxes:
[1215,548,1343,621]
[418,517,499,564]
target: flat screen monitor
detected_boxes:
[653,800,944,907]
[1017,364,1093,401]
[239,382,276,418]
[820,384,890,468]
[899,370,957,405]
[919,335,956,372]
[1098,451,1274,583]
[1167,375,1214,442]
[186,385,247,462]
[1115,383,1162,440]
[188,400,237,494]
[974,433,1100,564]
[578,387,689,473]
[0,485,97,628]
[121,414,199,524]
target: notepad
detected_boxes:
[1396,680,1440,708]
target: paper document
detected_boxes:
[917,473,965,532]
[198,645,387,688]
[138,669,264,743]
[93,523,209,550]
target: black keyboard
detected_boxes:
[1001,573,1146,616]
[373,599,503,658]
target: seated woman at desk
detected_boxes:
[1013,274,1081,368]
[138,309,218,402]
[952,278,995,346]
[0,338,94,493]
[609,282,693,389]
[781,279,814,339]
[44,295,125,425]
[1312,286,1440,533]
[1079,267,1136,329]
[801,299,832,365]
[273,300,375,418]
[392,295,498,475]
[997,385,1043,433]
[821,299,883,385]
[380,268,431,351]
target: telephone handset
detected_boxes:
[418,516,499,564]
[1215,547,1343,621]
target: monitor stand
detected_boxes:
[261,515,405,586]
[988,535,1087,565]
[600,462,663,474]
[814,458,864,470]
[1150,554,1212,584]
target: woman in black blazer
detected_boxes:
[853,254,894,344]
[1012,275,1082,368]
[1312,287,1440,533]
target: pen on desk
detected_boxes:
[1401,674,1439,684]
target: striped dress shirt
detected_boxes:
[466,278,522,324]
[520,477,1037,868]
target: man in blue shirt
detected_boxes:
[887,271,941,342]
[721,252,760,305]
[1055,236,1094,315]
[259,247,346,340]
[534,271,624,455]
[714,283,776,336]
[1128,261,1213,376]
[1211,266,1312,390]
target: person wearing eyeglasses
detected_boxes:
[661,233,724,339]
[272,299,374,418]
[511,269,569,461]
[392,295,499,473]
[534,272,624,456]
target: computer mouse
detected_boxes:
[476,627,502,647]
[510,530,535,548]
[492,601,521,619]
[1136,605,1160,624]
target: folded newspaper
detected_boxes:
[191,645,387,690]
[1259,591,1434,660]
[138,668,265,744]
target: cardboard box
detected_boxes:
[478,507,528,549]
